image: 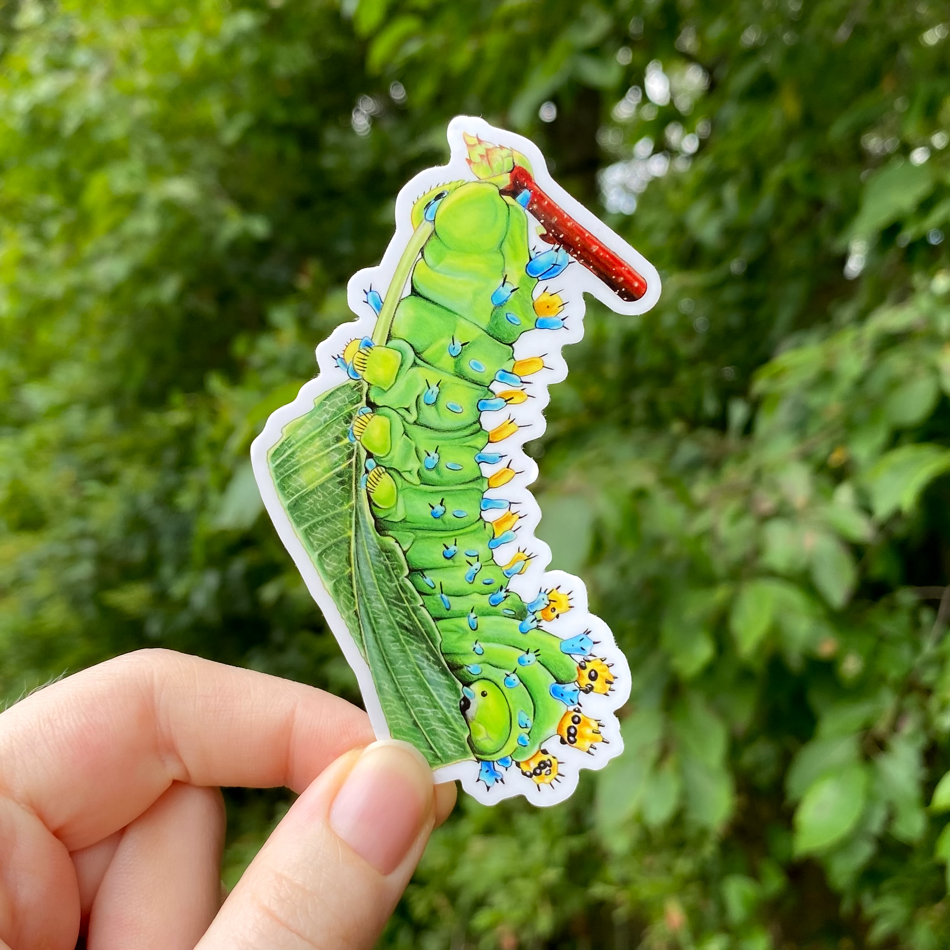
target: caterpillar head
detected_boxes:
[519,748,560,786]
[576,657,614,695]
[460,682,511,760]
[410,182,465,228]
[557,709,604,752]
[539,587,571,622]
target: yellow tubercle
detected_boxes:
[539,587,571,622]
[502,550,531,576]
[519,749,559,785]
[534,290,564,318]
[488,418,519,443]
[492,510,519,537]
[512,356,544,377]
[576,657,614,695]
[557,710,603,752]
[499,389,528,405]
[487,467,516,488]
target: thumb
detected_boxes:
[198,740,450,950]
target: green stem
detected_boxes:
[371,219,433,346]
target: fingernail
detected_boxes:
[329,740,433,875]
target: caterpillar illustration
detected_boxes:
[252,117,660,805]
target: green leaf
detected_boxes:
[268,383,471,768]
[863,444,950,520]
[681,752,735,831]
[786,734,860,802]
[661,589,718,678]
[366,15,424,73]
[761,519,809,574]
[883,373,939,428]
[931,771,950,813]
[848,160,935,241]
[730,579,776,657]
[793,764,868,856]
[352,0,389,36]
[934,823,950,862]
[641,755,682,828]
[213,460,264,531]
[875,735,925,844]
[721,874,760,926]
[809,532,857,610]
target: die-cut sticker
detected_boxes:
[251,116,660,805]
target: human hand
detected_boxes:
[0,649,456,949]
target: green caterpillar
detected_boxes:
[256,122,650,799]
[338,178,612,788]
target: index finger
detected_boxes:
[0,649,375,851]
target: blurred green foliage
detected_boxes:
[3,0,950,945]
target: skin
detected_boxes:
[0,649,456,950]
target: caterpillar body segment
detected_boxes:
[255,118,656,805]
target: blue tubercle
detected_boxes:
[504,672,520,688]
[515,189,531,208]
[467,610,478,631]
[550,683,582,706]
[517,651,537,667]
[478,760,505,787]
[439,590,451,610]
[443,544,457,559]
[497,756,513,768]
[536,316,565,330]
[526,593,547,612]
[517,734,530,747]
[448,338,462,357]
[423,381,440,405]
[364,287,383,315]
[560,632,595,656]
[473,641,484,655]
[518,617,537,634]
[488,589,508,606]
[419,573,436,589]
[446,401,464,414]
[494,369,521,386]
[518,710,532,728]
[490,276,517,307]
[475,451,503,464]
[489,531,517,550]
[464,561,481,583]
[466,664,482,675]
[452,509,468,519]
[446,461,463,471]
[477,396,507,412]
[424,450,439,470]
[481,497,509,511]
[424,190,448,222]
[430,501,446,519]
[526,246,570,280]
[505,312,521,326]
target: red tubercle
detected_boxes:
[501,165,648,303]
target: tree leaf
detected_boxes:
[863,444,950,520]
[931,771,950,813]
[786,734,860,802]
[268,383,471,768]
[730,579,776,658]
[793,764,868,856]
[883,373,939,428]
[847,160,935,241]
[809,532,857,610]
[641,754,682,829]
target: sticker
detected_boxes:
[251,116,660,805]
